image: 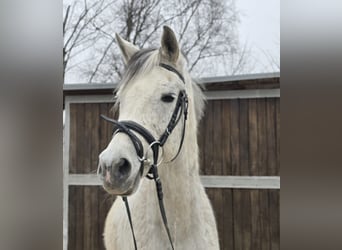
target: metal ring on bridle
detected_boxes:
[144,141,164,167]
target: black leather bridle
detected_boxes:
[100,63,188,250]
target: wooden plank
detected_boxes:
[68,186,84,250]
[202,101,214,175]
[212,100,223,176]
[248,99,258,175]
[242,190,252,250]
[250,190,261,249]
[91,186,100,249]
[76,186,84,250]
[83,186,92,249]
[82,186,99,249]
[212,101,224,247]
[68,186,76,250]
[73,103,101,175]
[75,104,86,174]
[266,99,277,176]
[90,104,100,174]
[84,103,92,174]
[206,188,224,249]
[69,104,77,173]
[269,190,280,250]
[64,100,71,250]
[79,103,98,250]
[207,100,215,175]
[99,103,109,153]
[230,99,240,175]
[259,190,270,250]
[233,189,252,250]
[257,99,267,176]
[232,189,242,250]
[221,100,231,176]
[221,188,234,250]
[275,99,280,175]
[221,100,234,249]
[239,99,250,176]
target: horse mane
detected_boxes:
[191,79,206,123]
[114,48,205,123]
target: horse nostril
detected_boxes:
[115,158,131,179]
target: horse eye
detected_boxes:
[161,94,175,103]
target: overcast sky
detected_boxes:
[236,0,280,73]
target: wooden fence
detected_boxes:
[63,72,280,250]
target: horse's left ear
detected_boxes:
[115,33,140,64]
[160,26,179,64]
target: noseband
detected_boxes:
[100,63,188,250]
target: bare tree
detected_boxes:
[63,0,115,78]
[63,0,248,83]
[260,38,280,72]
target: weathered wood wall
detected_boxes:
[199,98,280,249]
[64,75,280,250]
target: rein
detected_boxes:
[100,63,188,250]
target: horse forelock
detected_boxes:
[113,48,158,111]
[117,48,159,93]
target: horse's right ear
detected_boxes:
[160,26,179,64]
[115,33,139,64]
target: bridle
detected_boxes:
[100,63,188,250]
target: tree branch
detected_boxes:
[88,39,116,83]
[63,5,71,36]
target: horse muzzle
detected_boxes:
[98,147,142,195]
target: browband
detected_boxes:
[159,63,185,84]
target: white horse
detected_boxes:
[98,26,219,250]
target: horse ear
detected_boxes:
[115,33,139,64]
[160,26,179,64]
